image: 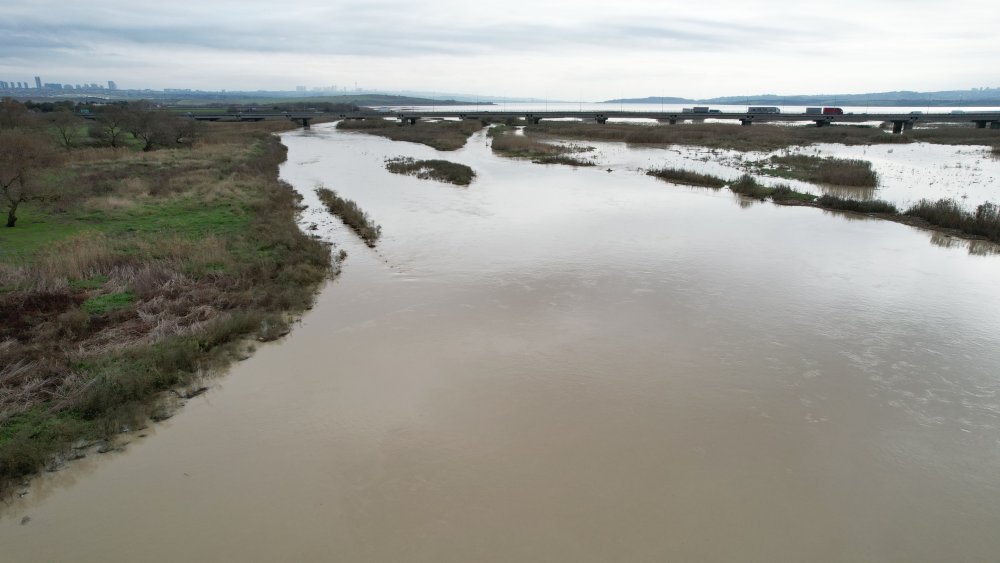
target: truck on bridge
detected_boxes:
[748,106,781,114]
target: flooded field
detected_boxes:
[569,139,999,209]
[3,124,1000,562]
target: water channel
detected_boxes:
[3,124,1000,562]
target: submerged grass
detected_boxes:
[526,122,1000,152]
[646,169,816,202]
[385,157,476,186]
[0,121,333,495]
[315,187,382,246]
[768,155,879,187]
[489,127,594,166]
[336,119,483,151]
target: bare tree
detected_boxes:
[89,106,130,148]
[0,130,62,227]
[46,110,85,149]
[126,111,178,151]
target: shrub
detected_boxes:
[816,194,898,214]
[770,185,816,202]
[905,199,1000,242]
[728,175,775,199]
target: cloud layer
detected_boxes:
[2,0,998,98]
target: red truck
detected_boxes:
[822,107,844,115]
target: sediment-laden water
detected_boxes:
[3,124,1000,562]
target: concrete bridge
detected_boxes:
[184,110,1000,134]
[188,112,324,128]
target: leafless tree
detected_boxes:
[89,106,130,148]
[46,110,85,149]
[0,130,62,227]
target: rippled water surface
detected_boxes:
[3,124,1000,562]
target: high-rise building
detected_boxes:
[34,76,41,89]
[108,80,117,90]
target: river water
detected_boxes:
[3,124,1000,562]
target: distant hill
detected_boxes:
[603,96,694,104]
[605,88,1000,107]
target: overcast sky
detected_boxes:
[2,0,998,99]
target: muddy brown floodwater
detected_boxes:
[3,124,1000,562]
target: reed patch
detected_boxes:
[385,157,475,186]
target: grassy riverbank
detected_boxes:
[0,119,333,496]
[385,157,475,186]
[336,119,483,151]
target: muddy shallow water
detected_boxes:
[3,124,1000,562]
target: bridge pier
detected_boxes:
[815,120,829,128]
[992,121,1000,130]
[399,117,419,125]
[891,120,905,134]
[975,121,987,129]
[740,119,753,127]
[595,116,607,124]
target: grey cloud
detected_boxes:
[0,16,818,61]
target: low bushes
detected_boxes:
[728,175,776,199]
[815,194,898,214]
[905,199,1000,242]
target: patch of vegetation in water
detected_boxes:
[315,187,382,247]
[767,154,879,187]
[532,155,595,166]
[385,157,475,186]
[646,168,727,188]
[489,126,593,166]
[336,119,483,151]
